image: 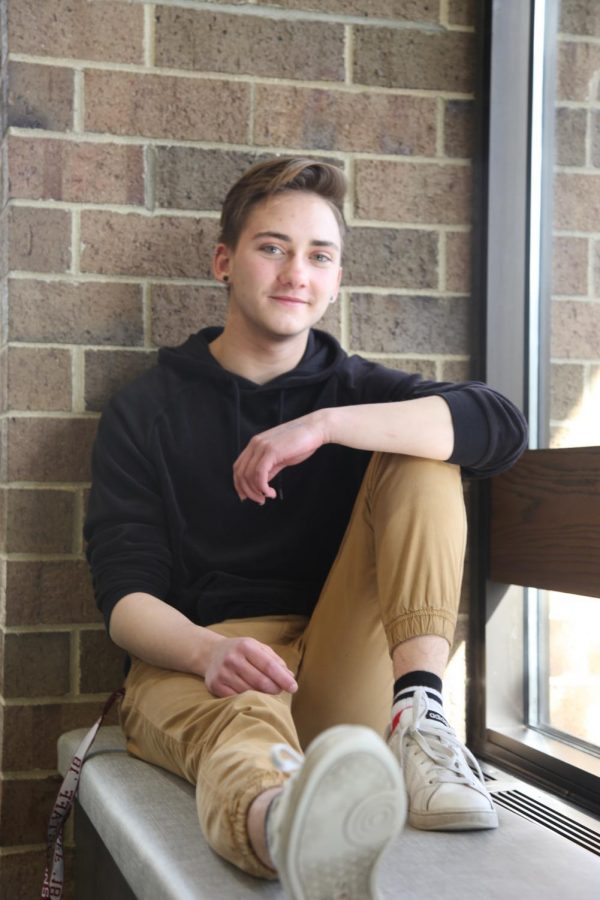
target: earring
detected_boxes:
[222,275,229,283]
[329,295,336,303]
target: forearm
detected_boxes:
[109,591,224,677]
[322,396,454,461]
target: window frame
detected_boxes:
[467,0,600,816]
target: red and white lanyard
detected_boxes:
[40,688,125,899]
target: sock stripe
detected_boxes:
[392,688,442,707]
[392,670,443,700]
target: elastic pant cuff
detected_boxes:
[385,609,457,652]
[229,772,286,880]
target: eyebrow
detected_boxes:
[252,231,340,252]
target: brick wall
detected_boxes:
[0,1,476,894]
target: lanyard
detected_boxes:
[40,688,125,899]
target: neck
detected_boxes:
[209,321,309,385]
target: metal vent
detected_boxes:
[491,789,600,856]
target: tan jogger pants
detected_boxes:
[119,453,467,878]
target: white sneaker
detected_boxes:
[388,686,498,831]
[266,725,407,900]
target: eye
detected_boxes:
[260,243,284,256]
[312,252,333,264]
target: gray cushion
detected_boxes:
[58,727,600,900]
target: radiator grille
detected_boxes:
[491,789,600,856]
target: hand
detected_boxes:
[204,635,299,697]
[233,412,328,504]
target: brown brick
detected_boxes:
[353,27,474,92]
[2,632,71,699]
[550,362,585,420]
[6,347,71,412]
[350,293,469,354]
[7,417,97,482]
[557,41,600,102]
[447,0,476,27]
[551,299,600,358]
[5,489,75,554]
[0,488,6,553]
[441,359,471,381]
[555,108,587,166]
[254,86,436,155]
[372,356,437,379]
[445,231,471,293]
[263,1,439,21]
[0,349,7,415]
[155,8,344,81]
[155,148,267,211]
[554,172,600,230]
[6,61,73,131]
[7,0,144,64]
[79,629,126,694]
[7,279,144,346]
[344,227,438,288]
[0,776,62,845]
[1,701,107,770]
[355,160,472,225]
[80,212,219,278]
[151,285,226,347]
[6,207,70,274]
[444,100,474,158]
[560,1,600,36]
[552,236,588,296]
[0,848,66,900]
[4,560,98,628]
[7,137,144,206]
[84,70,249,142]
[84,349,158,412]
[315,302,342,342]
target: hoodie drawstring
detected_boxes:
[276,390,285,501]
[232,379,242,459]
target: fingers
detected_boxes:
[233,442,277,504]
[206,637,298,697]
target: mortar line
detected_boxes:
[144,3,156,67]
[73,68,84,133]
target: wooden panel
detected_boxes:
[489,447,600,598]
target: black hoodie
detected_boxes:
[85,327,527,630]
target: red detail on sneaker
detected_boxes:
[391,707,410,735]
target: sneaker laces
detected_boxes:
[398,688,488,792]
[271,743,304,774]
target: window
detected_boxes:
[470,0,600,814]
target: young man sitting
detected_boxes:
[85,157,527,899]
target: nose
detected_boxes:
[277,253,308,288]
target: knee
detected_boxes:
[371,452,463,503]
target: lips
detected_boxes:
[270,295,309,305]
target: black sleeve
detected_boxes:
[343,357,528,478]
[84,394,172,630]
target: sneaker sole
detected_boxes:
[277,725,407,900]
[409,807,499,831]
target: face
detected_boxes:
[213,191,343,345]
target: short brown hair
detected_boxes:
[219,156,347,249]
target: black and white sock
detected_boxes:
[390,671,447,735]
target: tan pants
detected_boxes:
[119,453,466,878]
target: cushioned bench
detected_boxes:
[58,726,600,900]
